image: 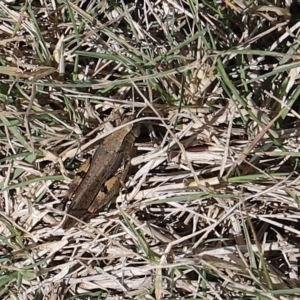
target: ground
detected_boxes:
[0,0,300,299]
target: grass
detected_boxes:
[0,0,300,299]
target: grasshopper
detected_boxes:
[62,117,139,229]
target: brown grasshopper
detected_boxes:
[62,116,139,229]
